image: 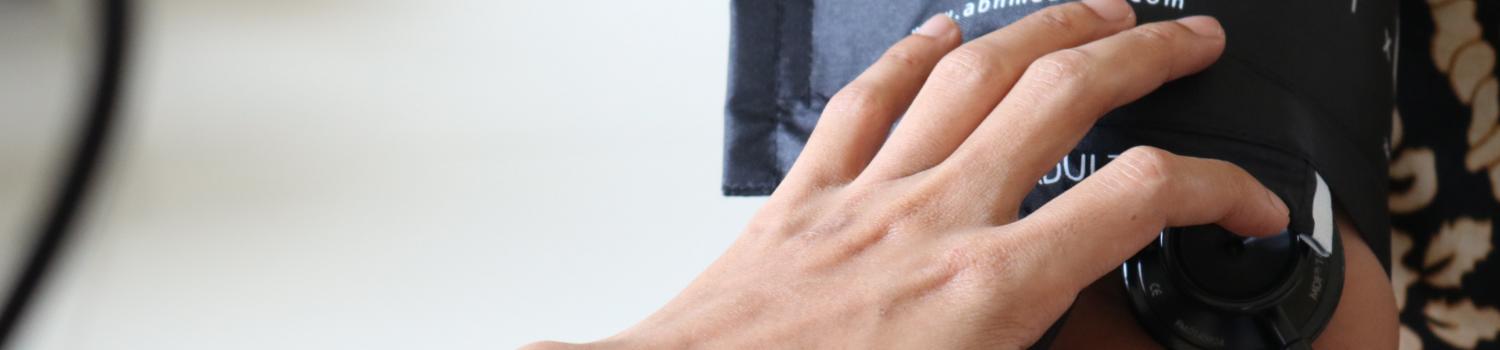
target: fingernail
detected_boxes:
[1264,189,1289,219]
[914,14,957,38]
[1176,16,1225,38]
[1081,0,1133,22]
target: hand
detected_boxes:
[531,0,1289,348]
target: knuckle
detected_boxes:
[1130,22,1187,48]
[824,83,880,116]
[941,244,977,273]
[875,194,934,234]
[1033,6,1081,33]
[1113,146,1177,196]
[879,46,925,70]
[933,46,1003,86]
[1124,22,1199,81]
[763,180,820,210]
[746,190,827,238]
[742,211,797,238]
[1024,48,1094,92]
[830,186,902,232]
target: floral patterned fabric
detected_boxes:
[1393,0,1500,348]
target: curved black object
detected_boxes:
[1123,178,1346,349]
[1124,228,1344,349]
[0,0,131,347]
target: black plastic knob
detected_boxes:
[1122,223,1343,349]
[1171,226,1297,304]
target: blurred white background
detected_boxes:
[1,1,762,349]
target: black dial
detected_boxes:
[1122,174,1345,349]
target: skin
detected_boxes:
[529,0,1397,348]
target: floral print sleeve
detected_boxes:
[1394,0,1500,348]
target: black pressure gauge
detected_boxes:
[1122,176,1343,349]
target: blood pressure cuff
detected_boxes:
[723,0,1396,274]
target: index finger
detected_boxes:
[986,146,1290,296]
